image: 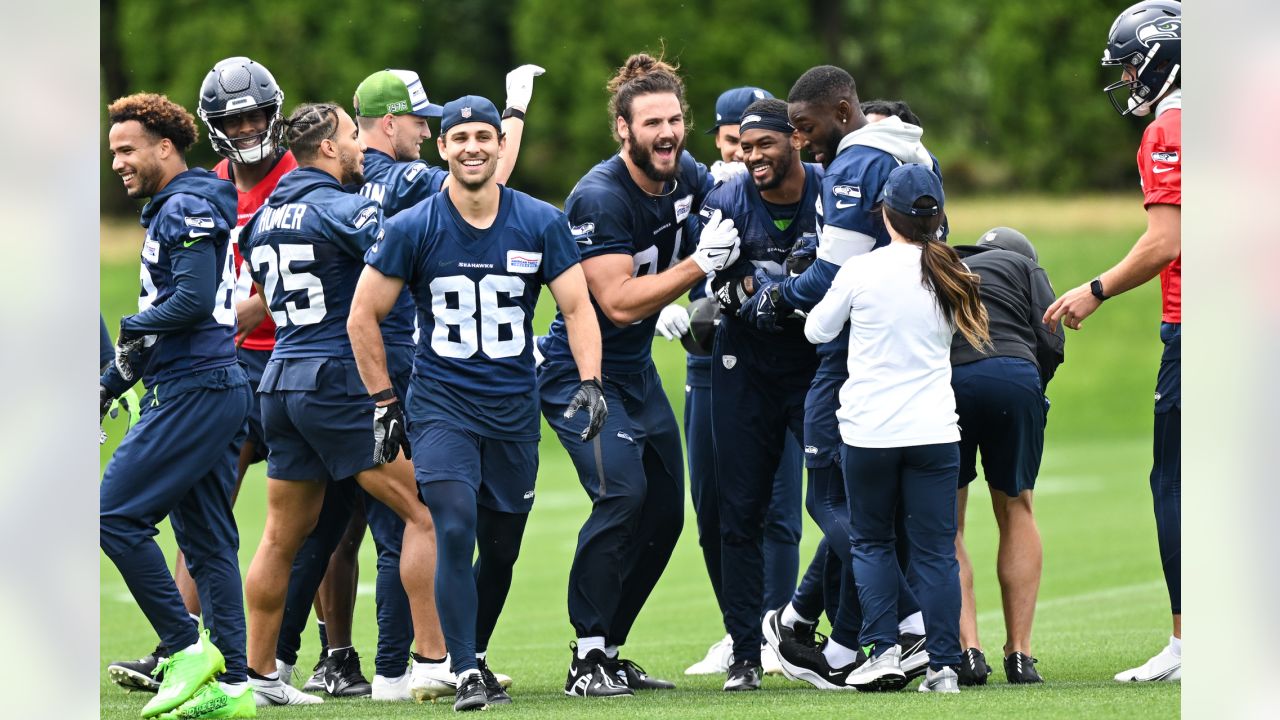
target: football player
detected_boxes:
[1044,0,1182,684]
[101,92,254,718]
[537,52,736,697]
[348,95,604,711]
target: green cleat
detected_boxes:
[141,630,226,718]
[156,681,256,719]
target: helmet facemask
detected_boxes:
[1102,47,1180,117]
[200,100,285,165]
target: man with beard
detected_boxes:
[750,66,942,690]
[100,92,253,718]
[537,52,738,698]
[237,104,438,708]
[349,95,605,711]
[692,98,821,691]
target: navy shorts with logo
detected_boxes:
[952,356,1046,497]
[803,373,844,469]
[409,420,538,514]
[238,347,272,462]
[260,357,377,482]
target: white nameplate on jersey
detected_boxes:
[832,185,861,198]
[506,250,543,274]
[184,215,214,229]
[142,236,160,263]
[353,206,378,229]
[674,195,693,223]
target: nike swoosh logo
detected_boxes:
[184,230,209,247]
[1152,166,1175,174]
[576,238,592,245]
[835,200,857,209]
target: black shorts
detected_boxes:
[953,356,1046,497]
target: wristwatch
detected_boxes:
[1089,277,1109,302]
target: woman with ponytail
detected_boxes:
[805,163,988,694]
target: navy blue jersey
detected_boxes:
[356,148,448,347]
[369,186,581,441]
[697,162,823,348]
[125,169,240,385]
[243,167,384,359]
[542,151,712,373]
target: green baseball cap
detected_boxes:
[353,69,443,118]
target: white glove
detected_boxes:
[691,209,741,275]
[709,160,747,184]
[654,304,691,340]
[532,334,545,367]
[505,64,546,113]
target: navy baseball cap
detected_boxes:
[440,95,502,135]
[705,86,774,134]
[878,163,944,216]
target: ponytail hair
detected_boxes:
[884,199,991,352]
[607,51,688,141]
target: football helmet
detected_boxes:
[1101,1,1181,116]
[198,56,284,163]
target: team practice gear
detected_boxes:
[691,209,742,274]
[654,303,691,340]
[505,64,546,112]
[565,378,608,442]
[199,56,285,163]
[1101,1,1181,116]
[372,398,411,464]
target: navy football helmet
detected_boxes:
[1101,1,1181,116]
[198,56,285,164]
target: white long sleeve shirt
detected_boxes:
[805,242,960,448]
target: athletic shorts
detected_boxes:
[953,356,1045,497]
[260,357,377,483]
[409,420,538,514]
[238,346,272,462]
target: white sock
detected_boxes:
[181,637,203,654]
[188,613,202,625]
[458,668,480,682]
[577,636,605,659]
[1169,635,1181,658]
[220,681,248,696]
[328,645,353,657]
[822,638,859,669]
[898,611,925,636]
[604,644,619,659]
[477,651,487,661]
[780,602,813,629]
[252,672,280,683]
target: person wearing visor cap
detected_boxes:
[806,162,991,694]
[350,94,604,711]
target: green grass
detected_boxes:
[99,195,1178,718]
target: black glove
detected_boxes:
[785,235,818,276]
[115,318,147,385]
[710,273,752,314]
[738,281,785,333]
[100,385,114,423]
[372,398,412,464]
[564,378,607,442]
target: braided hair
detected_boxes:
[282,103,341,163]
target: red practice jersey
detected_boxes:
[1137,107,1181,324]
[215,151,299,350]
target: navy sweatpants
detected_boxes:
[101,365,251,681]
[540,360,684,646]
[1153,322,1181,614]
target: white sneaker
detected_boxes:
[250,676,324,706]
[275,659,296,687]
[410,657,456,702]
[686,634,733,675]
[761,643,784,676]
[918,666,960,693]
[847,645,907,691]
[1114,643,1181,682]
[372,672,412,701]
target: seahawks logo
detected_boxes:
[1151,150,1179,163]
[1136,17,1180,47]
[832,185,861,199]
[353,205,378,229]
[570,222,595,237]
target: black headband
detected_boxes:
[737,110,793,135]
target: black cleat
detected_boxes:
[478,657,511,704]
[453,672,489,712]
[775,636,865,690]
[322,647,372,697]
[564,644,633,698]
[1004,651,1044,684]
[603,657,675,690]
[722,660,762,692]
[898,633,929,680]
[957,647,992,686]
[107,645,167,693]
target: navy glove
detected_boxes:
[373,398,412,464]
[565,378,608,442]
[785,236,818,276]
[738,281,785,333]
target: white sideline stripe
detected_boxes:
[975,580,1165,623]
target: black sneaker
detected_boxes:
[603,657,675,690]
[107,645,167,692]
[454,671,489,712]
[957,647,992,686]
[322,647,372,697]
[722,660,762,692]
[564,644,633,698]
[478,657,512,704]
[1004,651,1043,684]
[301,651,326,691]
[762,608,821,657]
[898,633,929,680]
[776,636,865,690]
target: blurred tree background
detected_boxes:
[101,0,1143,216]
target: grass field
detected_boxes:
[99,194,1179,718]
